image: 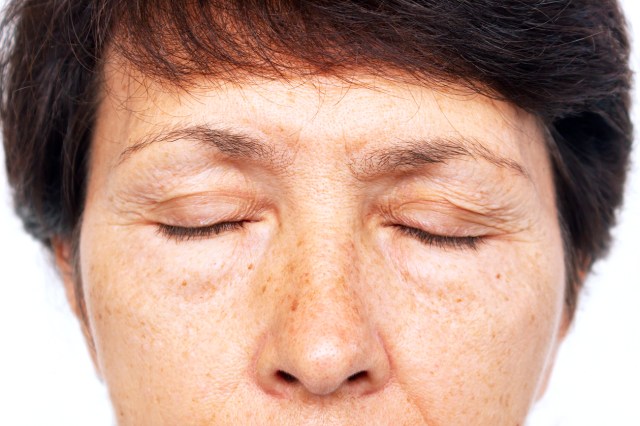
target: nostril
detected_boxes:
[277,370,298,383]
[347,371,368,382]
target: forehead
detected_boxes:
[96,56,546,177]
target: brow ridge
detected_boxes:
[117,125,282,167]
[118,125,527,181]
[350,137,529,180]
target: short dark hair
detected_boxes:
[0,0,632,316]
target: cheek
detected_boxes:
[380,237,565,421]
[78,220,271,421]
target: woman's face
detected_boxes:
[60,59,568,425]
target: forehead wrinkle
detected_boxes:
[348,136,530,181]
[116,124,293,172]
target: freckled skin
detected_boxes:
[55,60,569,425]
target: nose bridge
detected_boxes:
[283,224,365,340]
[276,172,368,341]
[289,257,360,332]
[292,220,358,290]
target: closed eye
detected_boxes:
[156,220,482,250]
[394,225,483,250]
[157,221,247,242]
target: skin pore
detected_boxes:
[54,57,569,425]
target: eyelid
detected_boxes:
[393,225,483,250]
[377,202,489,250]
[379,202,493,237]
[376,184,531,234]
[157,221,248,242]
[148,192,270,227]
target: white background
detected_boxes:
[0,1,638,425]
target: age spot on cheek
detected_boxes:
[170,271,222,303]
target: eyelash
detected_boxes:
[394,225,483,251]
[157,221,246,242]
[156,221,482,250]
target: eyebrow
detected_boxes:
[350,137,529,181]
[118,125,286,169]
[117,125,528,180]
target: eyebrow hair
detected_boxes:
[118,125,287,169]
[350,137,529,180]
[117,125,528,180]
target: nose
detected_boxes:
[255,247,391,399]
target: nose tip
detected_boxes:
[283,339,382,396]
[256,323,390,399]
